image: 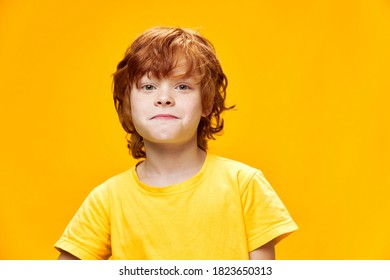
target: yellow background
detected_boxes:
[1,0,389,259]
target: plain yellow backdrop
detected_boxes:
[1,0,389,259]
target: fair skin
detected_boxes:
[249,241,275,260]
[129,68,207,186]
[58,64,275,260]
[58,243,275,260]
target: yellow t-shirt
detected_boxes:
[55,153,298,259]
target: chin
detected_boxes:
[144,134,197,146]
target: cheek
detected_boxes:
[129,99,145,128]
[188,104,204,125]
[130,95,146,114]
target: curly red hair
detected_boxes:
[113,27,233,158]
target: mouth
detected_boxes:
[150,114,179,120]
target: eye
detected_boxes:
[142,84,156,91]
[176,84,190,91]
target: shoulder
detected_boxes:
[90,168,133,198]
[207,154,264,187]
[79,168,134,214]
[209,153,261,177]
[104,168,133,187]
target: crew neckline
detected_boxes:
[130,153,215,196]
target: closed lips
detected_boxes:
[150,114,178,119]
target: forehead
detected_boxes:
[165,58,191,77]
[129,34,207,85]
[140,57,200,81]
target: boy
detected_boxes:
[55,27,298,260]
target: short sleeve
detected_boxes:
[241,171,298,252]
[55,185,111,260]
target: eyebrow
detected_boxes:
[140,74,198,83]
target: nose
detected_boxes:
[154,89,175,107]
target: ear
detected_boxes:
[201,105,213,117]
[201,92,214,117]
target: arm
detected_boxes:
[57,250,80,260]
[242,171,298,260]
[55,186,112,260]
[249,241,275,260]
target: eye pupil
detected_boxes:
[143,85,154,90]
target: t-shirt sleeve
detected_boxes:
[55,185,111,260]
[241,171,298,252]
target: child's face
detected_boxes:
[130,62,205,147]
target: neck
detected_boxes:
[136,138,207,187]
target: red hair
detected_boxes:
[113,27,233,158]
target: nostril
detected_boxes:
[155,98,174,106]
